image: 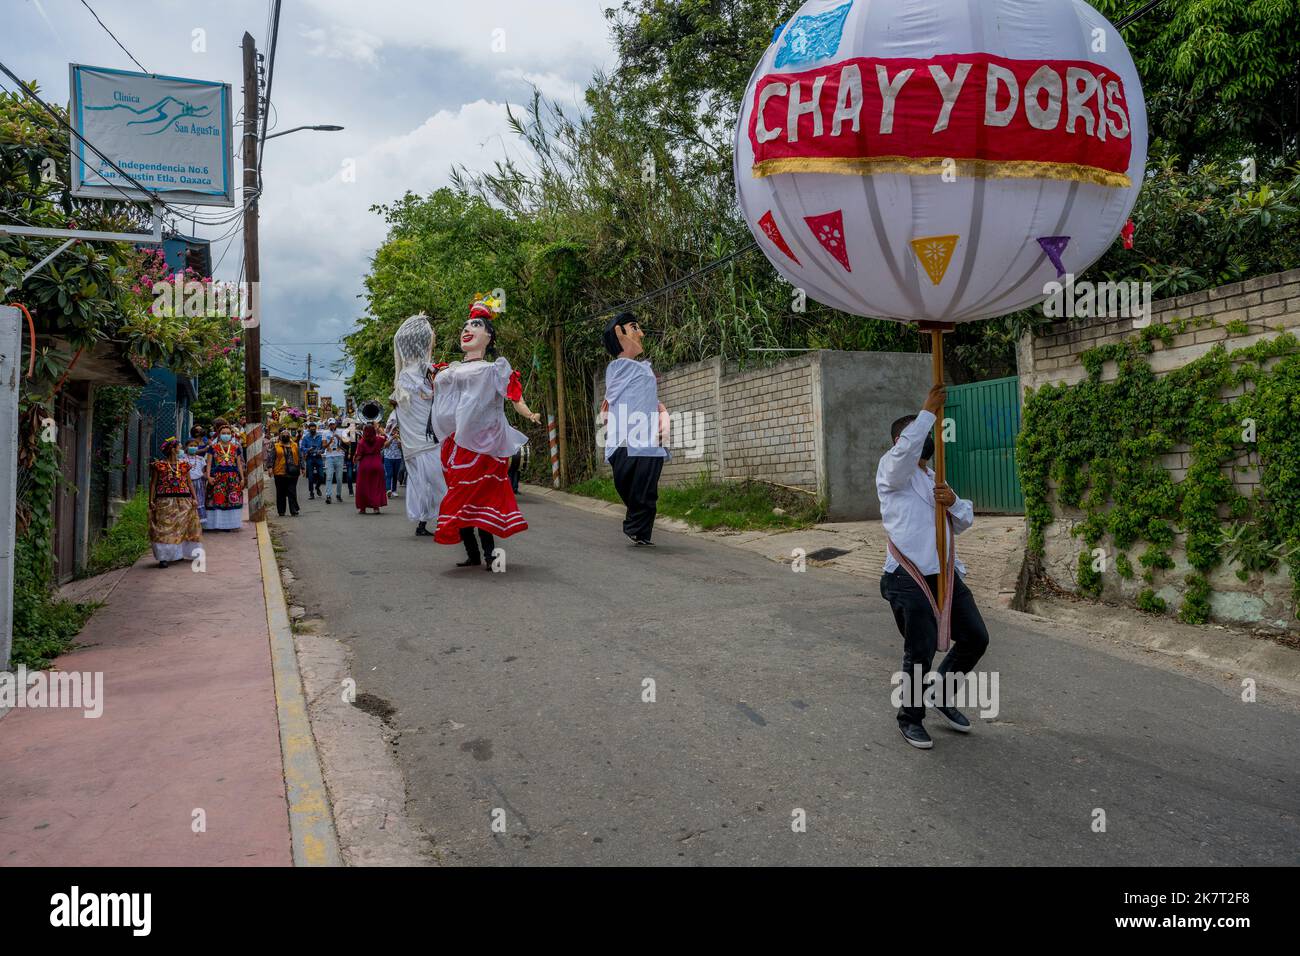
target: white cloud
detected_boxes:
[299,0,614,73]
[299,25,383,66]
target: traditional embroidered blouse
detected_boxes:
[153,460,193,497]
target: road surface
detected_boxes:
[274,485,1300,865]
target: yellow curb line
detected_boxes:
[256,521,342,867]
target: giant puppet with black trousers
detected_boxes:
[431,297,542,568]
[601,311,670,546]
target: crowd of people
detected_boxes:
[147,411,410,567]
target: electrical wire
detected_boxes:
[77,0,148,74]
[1116,0,1167,28]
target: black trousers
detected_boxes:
[460,527,496,565]
[609,448,664,542]
[880,568,990,726]
[274,474,300,516]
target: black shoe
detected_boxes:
[415,524,433,537]
[634,538,655,547]
[457,558,481,567]
[308,495,315,500]
[899,722,933,750]
[935,705,972,733]
[158,560,169,569]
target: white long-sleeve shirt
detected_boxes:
[876,410,974,576]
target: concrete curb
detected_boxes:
[256,521,343,867]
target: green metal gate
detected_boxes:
[943,376,1024,514]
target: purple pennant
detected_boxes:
[1037,236,1071,277]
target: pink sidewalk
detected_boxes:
[0,522,291,866]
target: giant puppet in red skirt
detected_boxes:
[430,298,542,568]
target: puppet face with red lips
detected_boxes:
[460,317,491,358]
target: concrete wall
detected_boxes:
[817,350,933,520]
[594,350,932,520]
[1018,267,1300,630]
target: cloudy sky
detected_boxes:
[9,0,616,407]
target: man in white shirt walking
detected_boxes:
[877,384,990,750]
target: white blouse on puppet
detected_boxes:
[394,366,438,457]
[431,357,528,459]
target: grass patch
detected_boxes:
[567,475,824,532]
[84,490,151,577]
[9,595,94,669]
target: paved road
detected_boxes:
[276,486,1300,866]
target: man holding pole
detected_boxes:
[877,384,990,751]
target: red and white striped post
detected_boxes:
[547,413,560,489]
[245,423,266,521]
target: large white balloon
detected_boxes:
[734,0,1147,323]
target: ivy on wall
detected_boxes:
[1019,318,1300,625]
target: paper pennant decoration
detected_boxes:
[1122,219,1135,250]
[1036,236,1071,277]
[805,210,851,271]
[757,210,800,265]
[910,235,960,285]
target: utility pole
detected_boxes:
[552,324,568,486]
[241,32,266,520]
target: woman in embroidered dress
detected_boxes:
[206,423,246,531]
[431,299,541,568]
[149,437,202,568]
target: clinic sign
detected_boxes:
[69,64,234,207]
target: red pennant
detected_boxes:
[805,210,851,271]
[1122,218,1135,250]
[757,210,800,265]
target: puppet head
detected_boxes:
[392,314,435,405]
[462,299,497,359]
[603,311,643,359]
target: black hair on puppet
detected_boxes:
[603,311,635,358]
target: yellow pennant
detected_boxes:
[910,235,960,286]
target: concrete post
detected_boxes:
[1,306,20,666]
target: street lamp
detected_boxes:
[263,124,344,140]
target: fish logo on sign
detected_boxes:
[774,2,853,69]
[87,96,213,136]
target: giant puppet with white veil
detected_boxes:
[391,314,448,536]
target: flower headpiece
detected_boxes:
[161,436,180,454]
[470,292,502,319]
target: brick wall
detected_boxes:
[1018,267,1300,629]
[594,354,819,490]
[719,356,819,492]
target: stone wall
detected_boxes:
[594,350,931,519]
[1018,267,1300,630]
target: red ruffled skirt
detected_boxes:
[434,435,528,544]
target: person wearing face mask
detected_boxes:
[877,385,990,751]
[430,298,540,568]
[271,429,302,517]
[321,418,346,504]
[205,425,247,531]
[181,438,209,529]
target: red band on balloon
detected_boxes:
[749,52,1133,188]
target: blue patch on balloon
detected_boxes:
[773,2,853,69]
